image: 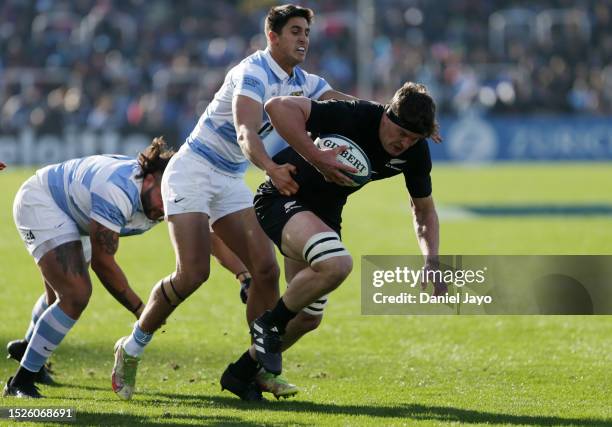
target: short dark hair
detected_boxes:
[136,136,175,179]
[387,82,437,137]
[265,4,314,35]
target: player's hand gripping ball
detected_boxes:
[314,134,371,186]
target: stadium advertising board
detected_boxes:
[433,115,612,162]
[3,115,612,165]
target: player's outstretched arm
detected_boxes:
[411,196,439,255]
[265,96,356,186]
[410,196,447,296]
[89,220,144,318]
[234,95,299,196]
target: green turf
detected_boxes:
[1,164,611,426]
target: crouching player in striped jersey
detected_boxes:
[3,138,174,398]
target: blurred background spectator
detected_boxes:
[1,0,611,145]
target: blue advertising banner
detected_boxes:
[265,114,612,163]
[432,114,612,162]
[2,115,611,165]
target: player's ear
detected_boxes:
[268,30,279,45]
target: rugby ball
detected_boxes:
[314,134,371,186]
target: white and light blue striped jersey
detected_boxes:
[36,155,158,236]
[187,48,332,175]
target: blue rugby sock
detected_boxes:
[21,302,76,373]
[25,294,49,342]
[123,322,153,357]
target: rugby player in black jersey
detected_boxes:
[221,82,446,398]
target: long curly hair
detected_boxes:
[136,136,175,179]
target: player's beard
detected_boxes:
[141,187,162,220]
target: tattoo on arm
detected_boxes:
[107,286,131,308]
[90,221,140,313]
[54,241,88,276]
[94,227,119,255]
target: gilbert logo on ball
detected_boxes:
[315,134,372,186]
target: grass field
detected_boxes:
[1,164,611,426]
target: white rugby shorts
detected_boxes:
[13,176,91,263]
[162,144,253,223]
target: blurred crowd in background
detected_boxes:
[1,0,611,142]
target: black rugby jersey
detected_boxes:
[261,99,432,205]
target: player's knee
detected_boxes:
[334,256,353,281]
[315,256,352,291]
[250,259,280,287]
[302,231,352,291]
[175,264,210,291]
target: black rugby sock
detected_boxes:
[11,366,37,387]
[263,298,297,334]
[229,351,259,380]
